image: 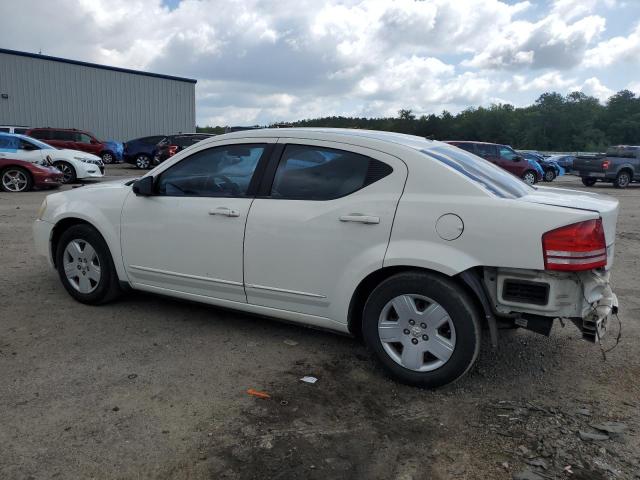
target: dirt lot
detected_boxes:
[1,165,639,480]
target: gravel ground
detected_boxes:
[1,165,639,479]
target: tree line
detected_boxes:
[197,90,640,152]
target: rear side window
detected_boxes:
[141,136,165,145]
[52,130,75,141]
[0,128,9,133]
[475,143,497,158]
[30,129,52,140]
[14,128,28,134]
[456,143,476,154]
[271,145,392,200]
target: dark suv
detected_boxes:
[25,127,116,164]
[123,135,167,169]
[152,134,215,167]
[575,145,639,188]
[445,141,542,184]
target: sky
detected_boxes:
[1,0,639,126]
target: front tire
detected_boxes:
[614,170,631,189]
[362,272,481,388]
[55,224,121,304]
[1,167,32,192]
[135,154,151,169]
[53,161,77,184]
[581,177,597,187]
[101,151,115,164]
[522,170,537,185]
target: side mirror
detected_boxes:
[132,176,154,196]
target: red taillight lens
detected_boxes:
[168,145,178,156]
[542,219,606,271]
[602,160,610,169]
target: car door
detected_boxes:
[74,132,102,155]
[497,145,522,175]
[16,138,47,163]
[243,140,407,321]
[121,140,274,302]
[475,143,499,165]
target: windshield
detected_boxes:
[421,144,533,198]
[16,134,56,150]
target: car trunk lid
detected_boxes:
[518,186,619,246]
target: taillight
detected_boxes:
[168,145,178,156]
[542,219,606,271]
[602,160,610,170]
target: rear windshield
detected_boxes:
[605,146,639,158]
[421,145,533,198]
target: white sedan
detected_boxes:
[33,129,619,387]
[0,133,104,183]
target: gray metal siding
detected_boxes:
[0,52,195,141]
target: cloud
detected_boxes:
[0,0,636,125]
[569,77,615,100]
[583,22,640,67]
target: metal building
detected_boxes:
[0,48,196,141]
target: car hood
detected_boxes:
[518,186,619,245]
[54,149,102,161]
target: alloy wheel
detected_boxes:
[63,239,101,293]
[523,171,536,185]
[102,153,114,164]
[56,163,74,183]
[378,294,456,372]
[2,169,29,192]
[136,155,150,169]
[618,172,630,188]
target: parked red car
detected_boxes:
[25,127,114,163]
[445,141,542,185]
[0,157,63,192]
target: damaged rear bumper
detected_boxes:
[481,267,619,342]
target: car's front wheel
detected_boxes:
[522,170,537,185]
[55,224,121,304]
[1,167,32,192]
[362,271,481,388]
[135,154,151,169]
[101,151,115,164]
[53,161,77,184]
[543,169,556,182]
[614,170,631,189]
[581,177,597,187]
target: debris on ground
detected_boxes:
[578,430,610,442]
[591,422,628,434]
[300,376,318,384]
[246,389,270,399]
[512,468,546,480]
[283,339,298,346]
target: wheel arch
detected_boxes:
[347,265,488,340]
[50,216,126,282]
[1,164,34,187]
[617,166,634,180]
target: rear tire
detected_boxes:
[53,161,77,184]
[55,224,121,305]
[581,177,597,187]
[1,167,32,192]
[362,271,481,388]
[543,169,556,182]
[614,170,631,189]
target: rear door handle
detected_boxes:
[209,207,240,217]
[339,214,380,224]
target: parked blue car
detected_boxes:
[123,135,167,169]
[519,151,563,182]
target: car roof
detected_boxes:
[445,140,504,146]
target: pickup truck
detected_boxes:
[576,145,639,188]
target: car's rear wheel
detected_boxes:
[581,177,597,187]
[543,169,556,182]
[135,154,151,169]
[53,161,77,184]
[101,151,115,164]
[1,167,32,192]
[362,271,481,388]
[522,170,537,185]
[614,170,631,189]
[55,224,121,304]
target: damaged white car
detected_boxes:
[33,128,619,387]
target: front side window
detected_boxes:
[19,139,38,150]
[271,145,392,200]
[476,144,497,158]
[0,128,9,133]
[76,133,93,143]
[142,136,165,145]
[157,144,265,197]
[499,146,518,161]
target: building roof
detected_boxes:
[0,48,197,84]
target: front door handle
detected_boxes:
[209,207,240,217]
[339,214,380,224]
